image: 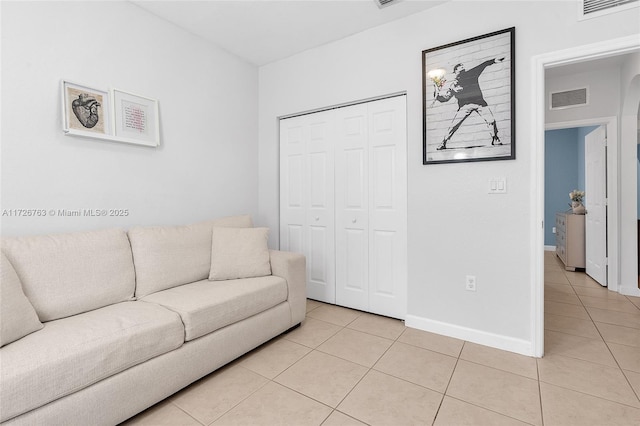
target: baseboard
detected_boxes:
[619,285,640,297]
[405,315,534,357]
[544,245,556,252]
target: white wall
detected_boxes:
[546,67,621,124]
[258,1,639,354]
[620,53,640,294]
[1,1,259,236]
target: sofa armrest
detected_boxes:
[269,250,306,325]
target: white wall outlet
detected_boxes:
[552,226,556,234]
[465,275,476,291]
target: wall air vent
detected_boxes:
[550,88,589,110]
[374,0,398,8]
[582,0,639,18]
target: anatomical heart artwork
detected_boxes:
[62,81,111,135]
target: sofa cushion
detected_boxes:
[0,253,43,347]
[129,214,253,298]
[1,228,135,322]
[0,301,184,423]
[141,276,288,341]
[209,227,271,281]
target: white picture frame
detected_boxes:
[62,80,112,137]
[112,89,160,147]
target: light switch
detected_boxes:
[489,178,507,194]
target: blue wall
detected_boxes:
[544,126,599,246]
[545,129,579,246]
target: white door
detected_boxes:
[334,96,407,319]
[280,117,305,255]
[585,125,607,286]
[367,96,407,319]
[280,95,407,317]
[280,111,336,303]
[335,103,369,311]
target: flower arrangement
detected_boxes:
[431,75,446,90]
[427,69,447,89]
[569,190,585,204]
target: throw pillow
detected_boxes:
[209,227,271,280]
[1,252,43,347]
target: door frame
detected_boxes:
[531,35,639,358]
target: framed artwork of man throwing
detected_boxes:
[423,27,515,165]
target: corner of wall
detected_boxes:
[405,315,534,357]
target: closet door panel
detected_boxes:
[345,149,365,209]
[309,225,328,283]
[280,118,306,256]
[335,104,369,311]
[280,96,407,317]
[368,96,407,319]
[286,225,304,254]
[372,145,395,210]
[372,230,395,295]
[280,112,335,304]
[306,111,335,303]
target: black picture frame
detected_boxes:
[422,27,515,165]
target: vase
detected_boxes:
[571,201,586,215]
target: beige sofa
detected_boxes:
[0,215,306,425]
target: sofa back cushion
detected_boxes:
[0,253,43,347]
[1,229,135,322]
[209,227,271,280]
[129,215,253,298]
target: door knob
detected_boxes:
[352,218,357,223]
[315,216,320,221]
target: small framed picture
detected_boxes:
[62,81,111,136]
[112,89,160,147]
[422,27,515,165]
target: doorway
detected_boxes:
[531,35,640,357]
[544,123,609,286]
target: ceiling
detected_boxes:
[132,0,448,66]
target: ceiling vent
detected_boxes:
[550,88,589,110]
[374,0,398,8]
[582,0,639,18]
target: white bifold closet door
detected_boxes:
[280,109,336,303]
[280,95,406,319]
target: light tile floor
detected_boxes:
[124,252,640,425]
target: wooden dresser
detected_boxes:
[556,212,585,271]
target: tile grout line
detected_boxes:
[266,314,359,425]
[539,263,640,414]
[202,366,272,426]
[430,340,465,426]
[437,395,540,426]
[327,315,407,419]
[270,304,401,425]
[543,267,640,410]
[536,379,640,411]
[305,298,640,421]
[214,304,344,426]
[536,354,545,426]
[167,400,207,426]
[569,276,634,374]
